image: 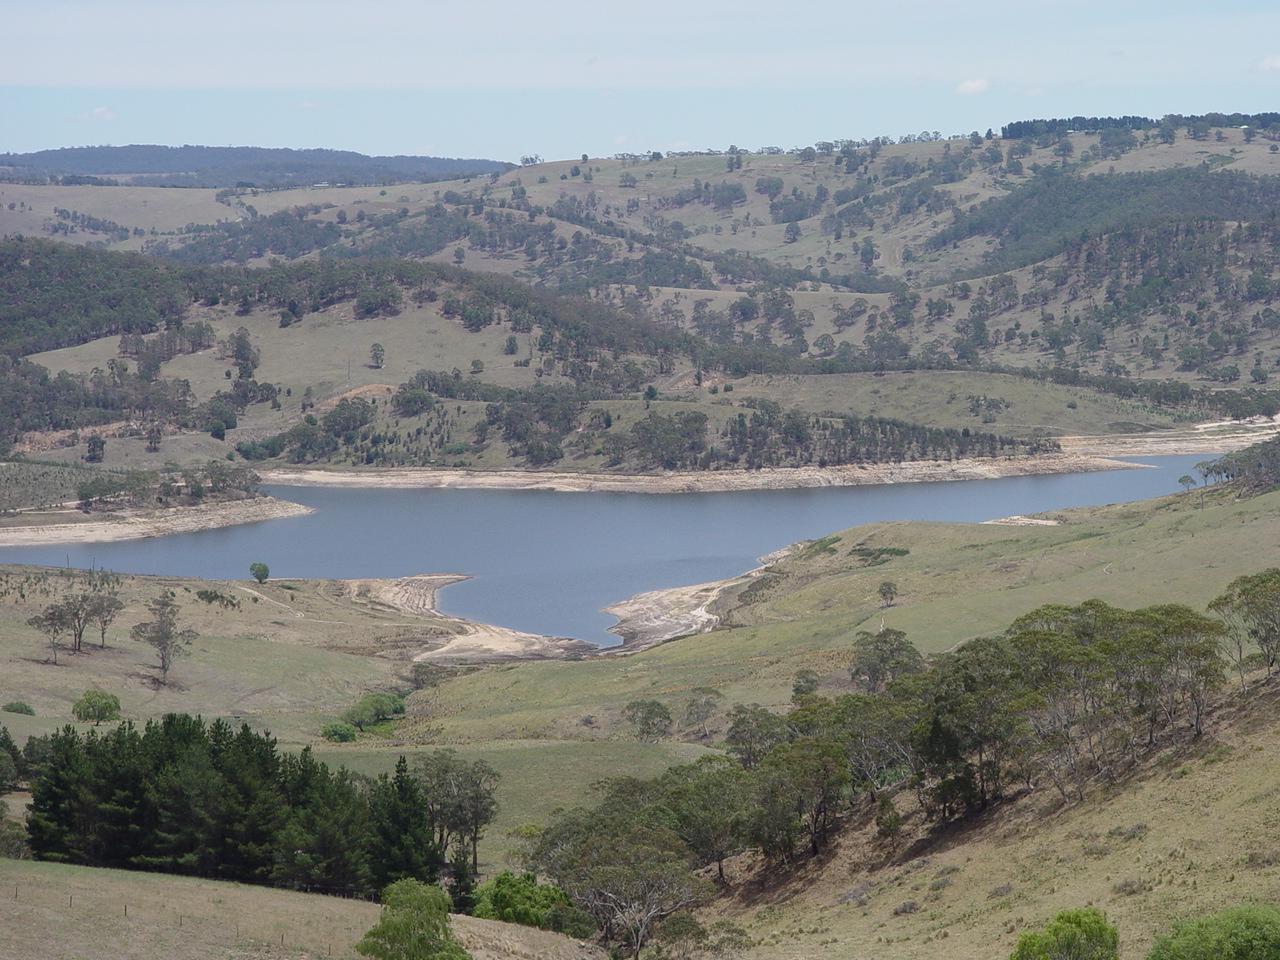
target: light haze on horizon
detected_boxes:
[4,0,1280,162]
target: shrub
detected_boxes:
[0,818,28,859]
[1147,904,1280,960]
[473,871,593,937]
[357,879,471,960]
[1112,878,1147,896]
[343,693,406,731]
[1,702,33,716]
[1010,907,1119,960]
[321,721,357,743]
[893,900,919,916]
[875,795,903,837]
[72,689,121,725]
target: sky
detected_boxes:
[4,0,1280,162]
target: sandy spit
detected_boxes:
[333,574,592,662]
[260,453,1139,495]
[0,496,314,547]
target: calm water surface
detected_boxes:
[0,455,1208,645]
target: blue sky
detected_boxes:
[4,0,1280,162]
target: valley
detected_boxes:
[6,113,1280,960]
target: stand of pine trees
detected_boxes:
[24,715,491,897]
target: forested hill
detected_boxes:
[0,145,512,187]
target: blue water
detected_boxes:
[0,455,1209,645]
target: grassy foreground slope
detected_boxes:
[703,679,1280,960]
[0,859,600,960]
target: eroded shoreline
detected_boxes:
[0,496,313,547]
[260,452,1139,494]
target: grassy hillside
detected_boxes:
[0,859,601,960]
[399,484,1280,747]
[8,123,1280,394]
[702,678,1280,960]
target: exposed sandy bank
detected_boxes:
[0,496,313,547]
[1060,415,1280,457]
[332,574,591,662]
[261,453,1138,495]
[982,515,1062,527]
[603,546,795,651]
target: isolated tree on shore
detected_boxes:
[72,689,120,725]
[249,562,270,584]
[131,591,197,685]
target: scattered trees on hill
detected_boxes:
[26,569,124,663]
[529,582,1264,940]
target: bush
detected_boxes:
[1,702,33,716]
[343,692,406,731]
[321,721,357,743]
[0,818,28,859]
[473,871,593,937]
[357,879,471,960]
[72,689,121,725]
[875,795,903,837]
[1147,904,1280,960]
[1011,907,1119,960]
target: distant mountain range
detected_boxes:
[0,144,513,188]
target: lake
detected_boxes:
[0,455,1210,646]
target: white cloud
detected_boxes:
[954,78,990,96]
[1260,55,1280,72]
[79,105,117,121]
